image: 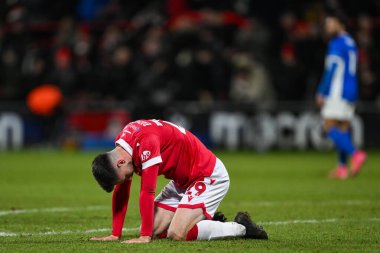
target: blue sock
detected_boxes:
[327,127,356,156]
[338,151,348,166]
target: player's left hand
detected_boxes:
[121,236,151,244]
[315,94,324,108]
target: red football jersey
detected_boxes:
[112,119,216,237]
[115,119,216,188]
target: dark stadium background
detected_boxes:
[1,2,380,252]
[0,0,379,151]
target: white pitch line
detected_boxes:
[225,200,380,207]
[261,217,380,226]
[1,218,379,237]
[0,232,17,237]
[0,206,108,217]
[260,218,338,225]
[1,200,379,217]
[0,227,139,237]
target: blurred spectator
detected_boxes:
[21,48,48,97]
[106,45,136,100]
[230,53,275,109]
[73,25,96,97]
[99,25,123,61]
[272,44,306,101]
[135,26,174,105]
[46,47,77,97]
[0,4,29,100]
[356,15,380,101]
[278,11,298,43]
[0,0,380,109]
[53,17,76,48]
[235,18,272,64]
[0,48,22,99]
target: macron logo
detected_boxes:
[141,150,151,161]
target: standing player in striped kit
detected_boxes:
[316,11,367,179]
[90,119,268,243]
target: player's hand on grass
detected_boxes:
[121,236,151,244]
[90,235,120,241]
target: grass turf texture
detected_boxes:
[0,150,379,252]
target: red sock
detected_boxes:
[185,225,198,241]
[157,230,168,239]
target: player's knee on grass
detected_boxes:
[167,220,190,241]
[167,208,204,241]
[152,207,174,238]
[153,224,170,238]
[167,224,195,241]
[167,227,186,241]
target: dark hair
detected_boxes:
[327,9,349,28]
[92,153,118,192]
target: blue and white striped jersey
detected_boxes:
[318,33,358,102]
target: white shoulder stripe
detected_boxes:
[115,139,133,156]
[142,156,162,170]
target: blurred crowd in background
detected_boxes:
[1,0,380,111]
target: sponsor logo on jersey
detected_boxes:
[141,150,151,161]
[125,124,141,132]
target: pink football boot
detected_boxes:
[350,150,367,177]
[329,165,348,180]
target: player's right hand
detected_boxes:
[90,235,120,241]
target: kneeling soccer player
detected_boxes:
[90,119,268,243]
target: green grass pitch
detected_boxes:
[0,150,379,252]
